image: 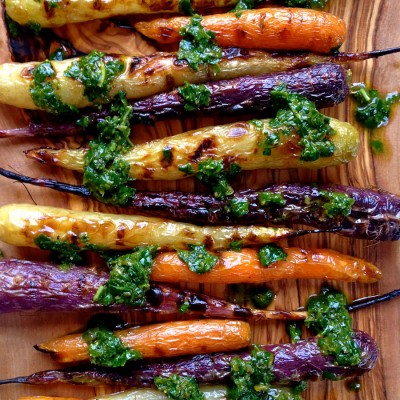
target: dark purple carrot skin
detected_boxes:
[0,331,377,387]
[0,166,399,241]
[0,63,348,137]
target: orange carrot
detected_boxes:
[150,248,381,284]
[134,8,347,54]
[19,398,80,400]
[36,320,251,364]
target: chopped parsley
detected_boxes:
[351,83,399,129]
[286,322,302,343]
[305,286,361,366]
[229,240,243,251]
[47,0,62,8]
[250,119,280,156]
[258,192,286,208]
[178,163,194,175]
[178,82,211,111]
[30,61,78,114]
[195,159,241,199]
[177,14,222,71]
[258,244,287,267]
[49,47,67,61]
[83,92,136,206]
[268,84,336,162]
[251,288,274,309]
[177,244,218,274]
[94,246,157,307]
[179,0,195,16]
[162,146,173,163]
[82,326,142,367]
[320,190,355,218]
[64,50,124,103]
[154,375,205,400]
[284,0,327,8]
[229,197,250,218]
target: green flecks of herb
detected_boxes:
[250,119,281,156]
[77,115,91,128]
[179,0,194,15]
[228,345,275,399]
[179,298,191,313]
[229,240,243,252]
[25,21,42,35]
[177,244,218,274]
[351,83,400,129]
[370,139,384,154]
[258,192,286,208]
[154,375,205,400]
[47,0,61,8]
[178,163,194,175]
[49,48,67,61]
[65,50,124,103]
[82,326,142,367]
[347,378,361,392]
[5,14,23,38]
[320,190,355,218]
[34,234,82,268]
[162,146,173,163]
[30,61,78,114]
[177,14,222,71]
[196,159,241,199]
[251,288,274,309]
[284,0,327,8]
[83,92,136,206]
[305,286,361,366]
[286,322,302,343]
[269,84,335,162]
[229,198,250,218]
[178,82,211,112]
[258,244,287,267]
[93,246,157,307]
[230,0,262,17]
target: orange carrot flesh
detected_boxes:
[150,248,381,284]
[36,320,251,364]
[19,398,81,400]
[134,8,347,53]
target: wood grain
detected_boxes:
[0,1,399,399]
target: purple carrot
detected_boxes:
[0,331,377,387]
[0,257,398,315]
[1,167,399,241]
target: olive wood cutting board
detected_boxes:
[0,0,399,399]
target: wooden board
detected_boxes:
[0,0,399,399]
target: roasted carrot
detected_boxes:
[36,320,251,364]
[0,204,299,252]
[19,398,80,400]
[135,8,347,54]
[150,248,381,284]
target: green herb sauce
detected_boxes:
[177,14,222,71]
[162,146,173,163]
[195,158,241,199]
[259,85,336,162]
[30,61,78,114]
[229,240,243,252]
[258,192,286,208]
[258,244,287,267]
[305,286,361,366]
[320,190,355,218]
[286,322,302,343]
[82,326,142,367]
[64,50,124,103]
[94,246,157,307]
[177,244,218,274]
[251,288,274,309]
[351,83,399,129]
[34,234,83,268]
[47,0,61,9]
[250,119,281,156]
[83,92,136,206]
[229,198,250,218]
[347,378,361,392]
[179,0,194,15]
[154,375,205,400]
[178,82,211,111]
[284,0,327,8]
[25,21,42,35]
[49,48,67,61]
[178,163,194,175]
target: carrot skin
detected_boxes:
[36,320,251,364]
[135,8,347,54]
[150,248,381,284]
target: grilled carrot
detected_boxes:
[135,8,347,54]
[0,204,299,251]
[35,319,251,363]
[150,248,381,284]
[25,118,360,178]
[5,0,238,28]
